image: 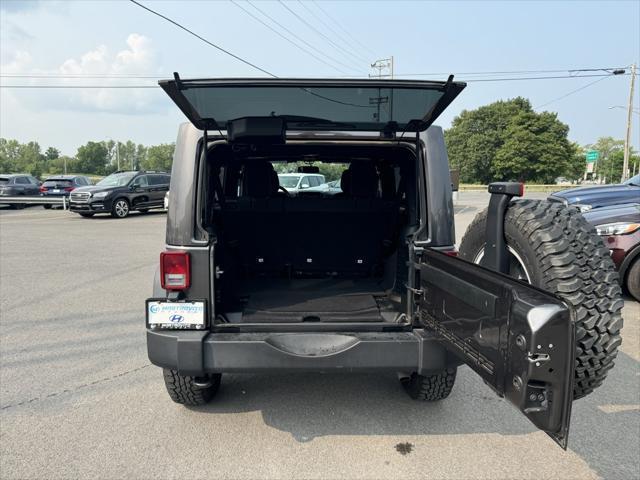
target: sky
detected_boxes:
[1,0,639,156]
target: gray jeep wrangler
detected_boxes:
[147,76,623,448]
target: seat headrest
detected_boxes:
[344,162,379,198]
[243,161,279,197]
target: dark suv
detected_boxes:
[147,77,623,449]
[0,174,41,208]
[69,170,170,218]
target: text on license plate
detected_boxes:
[147,301,205,327]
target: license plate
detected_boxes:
[53,189,60,193]
[146,300,206,329]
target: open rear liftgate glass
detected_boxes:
[417,249,574,448]
[158,74,575,448]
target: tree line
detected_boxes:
[2,97,637,184]
[0,138,175,178]
[445,97,638,184]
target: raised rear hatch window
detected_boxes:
[159,77,465,133]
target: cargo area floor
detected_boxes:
[228,278,399,323]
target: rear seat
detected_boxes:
[221,161,399,278]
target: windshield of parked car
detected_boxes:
[96,172,137,187]
[623,174,640,186]
[278,176,300,188]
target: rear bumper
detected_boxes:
[147,329,448,376]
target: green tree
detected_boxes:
[564,142,587,183]
[44,147,60,161]
[140,143,174,172]
[445,98,574,183]
[75,141,109,174]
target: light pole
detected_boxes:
[622,63,636,182]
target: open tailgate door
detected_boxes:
[418,249,575,448]
[159,76,465,133]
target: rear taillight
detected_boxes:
[160,251,190,290]
[443,249,458,257]
[64,187,74,192]
[39,186,47,192]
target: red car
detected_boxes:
[583,203,640,301]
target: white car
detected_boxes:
[164,191,169,210]
[277,173,327,193]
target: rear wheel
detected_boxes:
[43,204,52,210]
[111,198,130,218]
[459,199,623,399]
[162,369,221,406]
[401,368,457,401]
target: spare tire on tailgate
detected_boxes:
[459,199,624,400]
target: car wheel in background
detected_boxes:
[111,198,130,219]
[43,204,52,210]
[401,368,457,401]
[626,258,640,301]
[79,213,94,218]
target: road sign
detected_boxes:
[586,150,599,162]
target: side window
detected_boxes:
[311,176,321,187]
[133,175,148,187]
[15,176,29,185]
[147,175,160,186]
[300,176,310,189]
[28,176,39,185]
[162,175,171,185]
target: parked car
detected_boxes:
[277,173,327,194]
[148,76,623,449]
[0,174,41,208]
[582,203,640,300]
[69,170,170,218]
[39,175,92,209]
[548,174,640,211]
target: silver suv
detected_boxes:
[146,77,622,449]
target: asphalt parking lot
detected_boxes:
[1,193,638,480]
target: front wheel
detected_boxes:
[163,369,221,406]
[625,257,640,301]
[111,198,130,218]
[401,368,457,401]
[459,199,623,400]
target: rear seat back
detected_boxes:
[221,160,399,278]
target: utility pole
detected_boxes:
[369,57,394,124]
[622,63,636,182]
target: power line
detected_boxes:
[128,0,276,77]
[247,0,360,73]
[0,85,158,88]
[1,66,628,80]
[310,0,377,58]
[232,1,356,74]
[277,0,364,70]
[534,75,614,109]
[296,0,369,64]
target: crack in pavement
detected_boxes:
[0,364,151,411]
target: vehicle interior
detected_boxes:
[203,141,420,327]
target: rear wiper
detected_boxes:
[276,115,357,130]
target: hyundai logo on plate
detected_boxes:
[149,304,160,314]
[169,314,184,323]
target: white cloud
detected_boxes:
[1,34,165,115]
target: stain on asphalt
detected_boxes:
[395,442,413,455]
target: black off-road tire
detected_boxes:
[163,369,221,406]
[459,199,623,400]
[401,368,457,401]
[626,258,640,302]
